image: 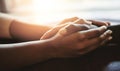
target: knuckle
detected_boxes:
[66,23,76,30]
[79,19,85,23]
[103,22,109,26]
[65,24,83,33]
[66,24,76,32]
[82,24,91,29]
[69,23,76,27]
[58,28,67,36]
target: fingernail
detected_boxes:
[106,30,112,35]
[108,36,112,40]
[108,30,112,34]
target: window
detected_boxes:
[4,0,120,25]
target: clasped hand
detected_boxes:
[40,17,112,58]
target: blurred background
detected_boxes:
[0,0,120,25]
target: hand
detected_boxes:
[41,17,110,39]
[41,24,112,58]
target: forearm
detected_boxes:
[0,40,52,71]
[0,13,52,41]
[10,20,52,41]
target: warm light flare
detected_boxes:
[5,0,120,25]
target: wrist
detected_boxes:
[39,39,59,59]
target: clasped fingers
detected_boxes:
[75,29,112,55]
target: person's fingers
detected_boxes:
[100,36,112,46]
[79,36,112,54]
[41,21,92,39]
[78,43,100,55]
[41,24,68,39]
[83,30,112,48]
[79,26,107,39]
[88,20,110,26]
[63,26,107,42]
[59,17,79,25]
[77,30,112,54]
[58,23,89,36]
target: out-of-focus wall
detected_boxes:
[0,0,7,13]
